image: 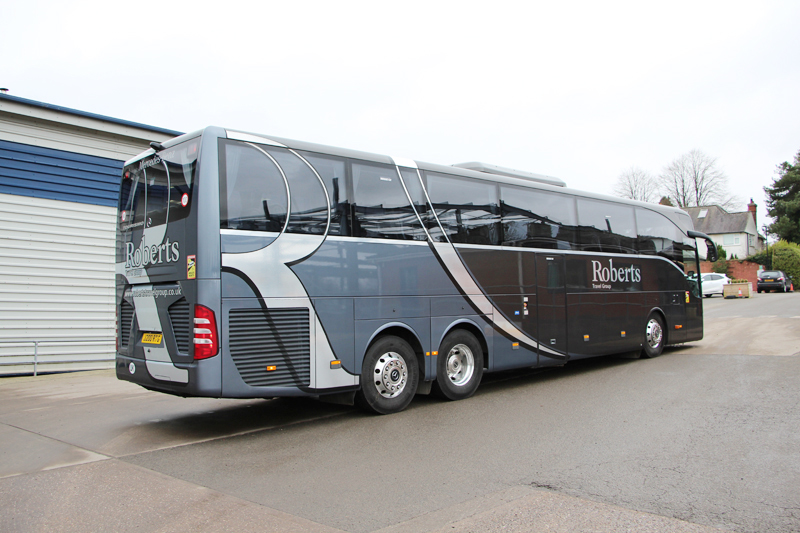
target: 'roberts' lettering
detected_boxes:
[591,259,641,284]
[125,238,180,269]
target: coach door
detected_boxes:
[536,254,568,360]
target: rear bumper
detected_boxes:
[115,354,331,399]
[116,355,216,397]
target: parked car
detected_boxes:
[757,270,791,293]
[700,273,730,297]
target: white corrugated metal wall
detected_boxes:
[0,93,180,375]
[0,192,117,374]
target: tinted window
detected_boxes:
[352,162,424,240]
[426,173,500,245]
[399,168,430,239]
[263,148,329,235]
[501,186,577,249]
[120,138,198,231]
[220,140,288,232]
[577,198,636,253]
[635,207,683,261]
[300,152,349,236]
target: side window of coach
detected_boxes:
[635,207,683,261]
[501,186,577,249]
[577,198,636,254]
[351,162,424,240]
[426,173,501,246]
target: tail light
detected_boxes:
[193,305,218,359]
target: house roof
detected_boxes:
[684,205,758,236]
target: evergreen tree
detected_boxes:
[764,150,800,244]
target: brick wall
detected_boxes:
[700,260,763,284]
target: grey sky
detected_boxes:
[3,1,799,232]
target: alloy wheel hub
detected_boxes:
[373,352,407,399]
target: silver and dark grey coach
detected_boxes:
[115,127,716,414]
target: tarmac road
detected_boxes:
[1,292,798,533]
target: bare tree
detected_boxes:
[658,149,738,208]
[613,166,658,202]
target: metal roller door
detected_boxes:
[0,192,116,375]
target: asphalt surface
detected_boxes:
[1,291,799,533]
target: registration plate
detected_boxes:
[142,333,163,344]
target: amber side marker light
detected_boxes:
[674,325,683,330]
[266,365,277,372]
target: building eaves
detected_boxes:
[0,93,183,137]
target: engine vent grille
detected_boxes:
[168,298,191,354]
[229,308,310,387]
[120,300,134,348]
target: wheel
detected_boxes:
[757,289,762,293]
[704,294,711,298]
[641,313,665,358]
[356,336,418,415]
[781,283,787,293]
[434,330,484,401]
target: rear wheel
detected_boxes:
[434,330,484,401]
[642,313,665,358]
[356,336,418,415]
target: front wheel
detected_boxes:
[356,336,419,415]
[641,313,665,358]
[434,330,484,401]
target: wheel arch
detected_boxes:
[438,319,489,370]
[361,322,426,381]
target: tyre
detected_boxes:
[641,313,665,358]
[434,330,484,401]
[704,294,711,298]
[356,336,418,415]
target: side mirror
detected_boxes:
[688,230,717,262]
[705,240,718,262]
